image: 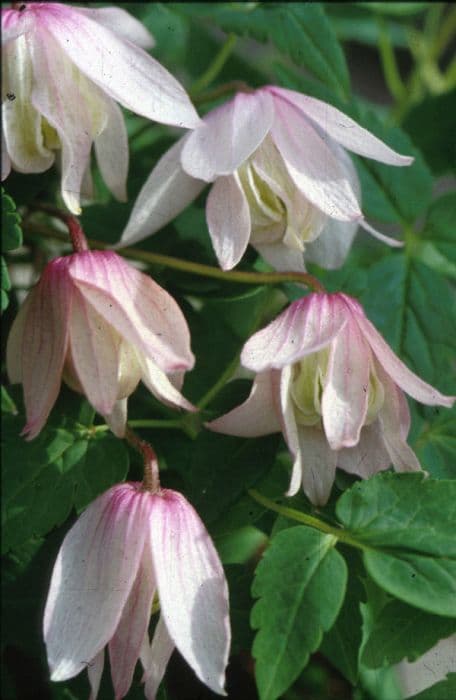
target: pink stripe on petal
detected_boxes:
[21,258,72,439]
[206,173,251,270]
[269,87,414,166]
[149,490,230,695]
[241,293,348,372]
[44,484,152,682]
[181,90,274,181]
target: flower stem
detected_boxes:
[248,489,367,551]
[124,427,160,493]
[29,202,89,253]
[190,33,238,96]
[377,17,406,102]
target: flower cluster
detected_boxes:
[3,4,455,700]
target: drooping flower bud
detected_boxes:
[1,3,201,214]
[120,86,413,272]
[43,482,230,699]
[7,250,195,439]
[207,293,454,505]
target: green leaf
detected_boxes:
[411,192,456,280]
[226,564,255,656]
[361,598,456,668]
[408,675,456,700]
[2,414,129,553]
[1,188,23,252]
[195,2,350,97]
[251,526,347,700]
[336,473,456,617]
[356,2,429,15]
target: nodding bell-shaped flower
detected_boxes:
[207,293,454,505]
[120,86,413,272]
[7,250,195,439]
[43,482,231,699]
[1,3,201,214]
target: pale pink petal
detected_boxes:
[279,365,303,497]
[44,483,152,682]
[254,243,306,272]
[29,26,106,214]
[376,365,421,472]
[43,4,200,128]
[68,288,120,416]
[241,293,348,372]
[105,399,128,439]
[20,258,72,439]
[68,251,194,373]
[181,90,274,181]
[143,616,175,700]
[88,650,104,700]
[1,128,11,180]
[347,297,455,407]
[321,318,371,450]
[109,546,156,700]
[271,99,362,221]
[94,99,129,202]
[206,173,251,270]
[118,137,205,248]
[269,87,414,166]
[296,425,338,506]
[336,422,391,479]
[1,8,34,44]
[206,371,282,437]
[359,219,404,247]
[74,7,155,49]
[139,356,196,412]
[6,293,33,384]
[149,490,230,695]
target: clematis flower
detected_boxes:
[1,2,201,214]
[7,249,195,439]
[120,86,413,272]
[207,293,454,505]
[43,482,231,699]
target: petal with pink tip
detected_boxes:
[68,251,194,373]
[207,371,282,437]
[68,288,120,416]
[143,616,175,700]
[139,356,196,412]
[241,293,348,372]
[118,137,205,248]
[270,88,414,166]
[321,318,371,450]
[44,484,152,682]
[43,4,200,128]
[271,100,362,221]
[181,90,274,181]
[1,8,34,44]
[88,650,104,700]
[149,490,230,695]
[206,173,251,270]
[109,546,156,700]
[297,425,338,506]
[350,301,455,407]
[94,98,129,202]
[74,7,155,49]
[21,259,72,439]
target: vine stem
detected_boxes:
[23,218,326,293]
[124,427,160,493]
[190,33,238,96]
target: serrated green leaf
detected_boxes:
[361,598,456,668]
[412,192,456,279]
[2,188,23,251]
[251,526,347,700]
[336,473,456,617]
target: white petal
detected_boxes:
[109,546,156,700]
[336,422,391,479]
[74,7,155,49]
[94,99,129,202]
[1,8,35,44]
[149,490,230,695]
[296,425,338,506]
[321,318,371,450]
[104,398,128,439]
[118,137,205,248]
[279,365,303,497]
[206,173,251,270]
[143,616,175,700]
[241,293,348,372]
[207,371,282,437]
[271,99,362,221]
[88,650,104,700]
[181,90,274,181]
[270,87,414,166]
[44,484,152,682]
[139,356,196,412]
[253,242,306,272]
[44,4,200,128]
[358,219,404,247]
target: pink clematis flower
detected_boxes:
[7,250,195,439]
[1,3,201,214]
[44,482,231,699]
[207,293,454,505]
[120,86,413,272]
